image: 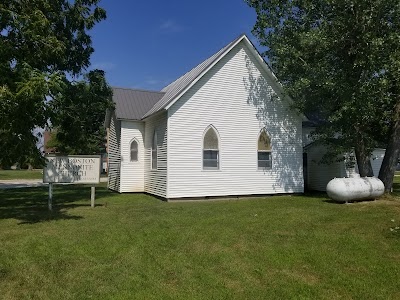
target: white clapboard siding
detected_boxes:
[108,113,121,192]
[305,144,344,191]
[306,145,385,191]
[167,41,304,198]
[144,112,168,198]
[371,149,385,177]
[120,121,145,192]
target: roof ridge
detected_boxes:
[161,44,222,92]
[112,86,165,94]
[143,34,247,118]
[161,33,246,92]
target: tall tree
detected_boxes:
[0,0,107,167]
[49,70,113,154]
[246,0,400,191]
[374,3,400,192]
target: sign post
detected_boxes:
[43,155,101,210]
[48,183,53,211]
[91,186,95,208]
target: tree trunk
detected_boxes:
[354,136,374,177]
[378,100,400,192]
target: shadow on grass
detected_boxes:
[302,191,347,204]
[312,182,400,205]
[0,184,117,224]
[392,182,400,197]
[303,191,329,199]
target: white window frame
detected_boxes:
[257,129,272,170]
[258,150,272,169]
[202,125,220,170]
[151,130,157,170]
[203,149,219,170]
[130,139,139,162]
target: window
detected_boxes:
[130,140,138,161]
[203,126,219,169]
[151,130,157,169]
[258,129,272,169]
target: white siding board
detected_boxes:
[120,121,145,192]
[306,145,385,191]
[108,113,121,192]
[306,144,343,191]
[167,41,304,198]
[371,149,385,176]
[144,112,168,198]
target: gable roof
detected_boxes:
[111,33,292,122]
[112,87,164,120]
[142,34,247,119]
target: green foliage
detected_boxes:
[247,0,400,179]
[50,70,113,155]
[0,0,107,167]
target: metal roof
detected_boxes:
[112,87,164,120]
[142,34,246,118]
[112,34,254,121]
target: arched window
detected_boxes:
[130,140,138,162]
[151,130,157,169]
[258,129,272,169]
[203,126,219,169]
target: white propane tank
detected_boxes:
[326,175,384,202]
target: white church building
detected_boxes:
[105,34,305,200]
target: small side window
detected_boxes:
[203,126,219,170]
[130,140,138,162]
[258,129,272,169]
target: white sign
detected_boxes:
[43,155,101,184]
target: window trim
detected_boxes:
[130,139,139,162]
[258,150,272,169]
[257,128,272,170]
[203,149,219,170]
[202,125,220,170]
[151,130,158,170]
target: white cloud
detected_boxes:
[160,19,184,33]
[145,79,161,85]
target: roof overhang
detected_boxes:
[163,35,248,111]
[146,34,306,121]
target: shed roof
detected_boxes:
[112,87,164,120]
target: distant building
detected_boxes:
[43,130,57,154]
[302,121,385,191]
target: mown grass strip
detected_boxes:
[0,183,399,299]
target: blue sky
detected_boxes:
[88,0,261,91]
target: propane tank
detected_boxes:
[326,176,384,203]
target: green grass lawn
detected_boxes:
[1,184,400,299]
[0,169,108,181]
[0,169,43,180]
